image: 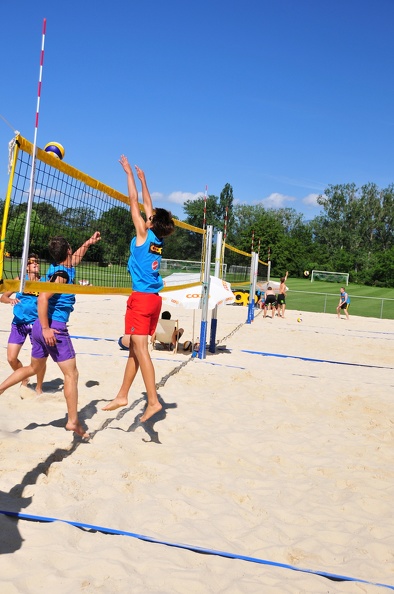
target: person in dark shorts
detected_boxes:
[336,287,350,320]
[263,286,277,319]
[0,254,46,393]
[0,232,101,438]
[277,271,288,318]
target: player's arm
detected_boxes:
[0,290,19,305]
[71,231,101,267]
[0,276,21,305]
[119,155,147,242]
[135,165,154,223]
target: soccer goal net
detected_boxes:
[311,270,349,285]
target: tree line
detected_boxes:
[1,180,394,286]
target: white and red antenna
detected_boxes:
[20,18,47,292]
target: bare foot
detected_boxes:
[35,388,43,395]
[66,420,90,439]
[102,397,128,411]
[140,401,162,423]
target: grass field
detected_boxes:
[263,277,394,320]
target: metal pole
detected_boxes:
[197,225,213,359]
[246,252,257,324]
[209,231,222,353]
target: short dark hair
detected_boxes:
[151,208,175,239]
[161,310,171,320]
[27,253,39,264]
[49,236,70,264]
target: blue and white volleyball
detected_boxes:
[44,141,65,160]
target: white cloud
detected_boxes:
[149,192,164,201]
[258,193,296,208]
[167,191,203,205]
[302,193,324,207]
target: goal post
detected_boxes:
[311,270,349,285]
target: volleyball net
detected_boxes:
[0,134,268,296]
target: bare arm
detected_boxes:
[135,165,154,222]
[71,231,101,267]
[0,289,19,305]
[119,155,147,244]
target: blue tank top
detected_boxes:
[46,264,76,322]
[341,291,350,304]
[12,274,41,325]
[127,228,164,293]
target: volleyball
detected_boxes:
[303,270,310,278]
[297,317,302,323]
[44,142,65,160]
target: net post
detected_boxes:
[209,230,223,353]
[197,225,213,359]
[246,252,258,324]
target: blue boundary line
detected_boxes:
[0,511,392,590]
[241,350,393,370]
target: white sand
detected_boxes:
[0,295,393,593]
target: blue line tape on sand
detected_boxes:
[0,511,393,590]
[241,350,393,370]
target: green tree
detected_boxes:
[96,205,133,264]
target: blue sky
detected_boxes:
[1,0,393,222]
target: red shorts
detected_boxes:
[125,292,162,336]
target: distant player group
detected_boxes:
[257,272,289,319]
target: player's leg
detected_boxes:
[0,357,45,395]
[57,357,88,438]
[132,333,162,422]
[102,345,140,410]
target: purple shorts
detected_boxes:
[31,319,76,363]
[8,323,32,345]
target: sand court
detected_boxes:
[0,295,393,593]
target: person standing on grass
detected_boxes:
[102,156,174,422]
[0,232,101,438]
[1,253,47,394]
[337,287,350,320]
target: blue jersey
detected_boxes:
[46,264,76,322]
[127,228,164,293]
[12,274,42,325]
[340,291,350,304]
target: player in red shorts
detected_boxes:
[102,156,174,422]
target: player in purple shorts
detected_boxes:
[0,232,101,439]
[0,254,46,393]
